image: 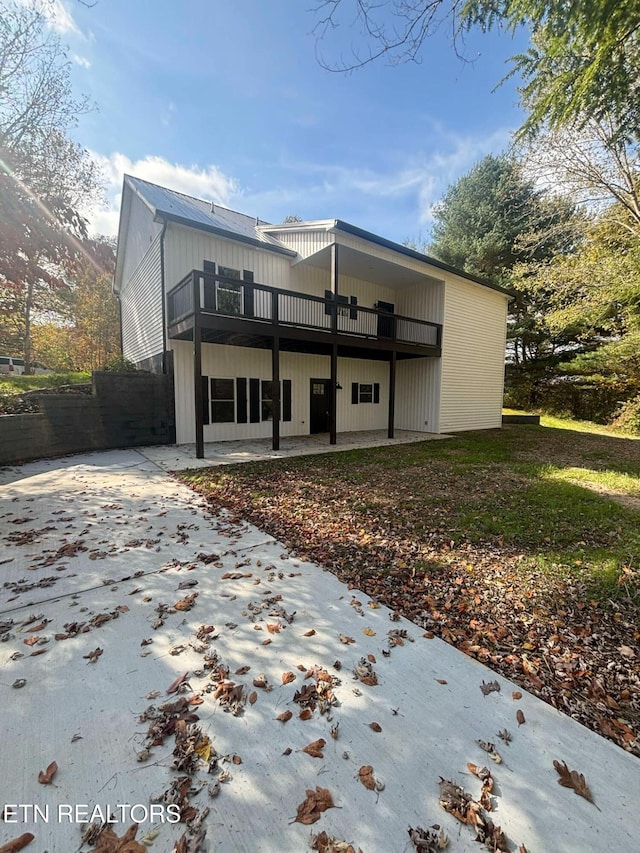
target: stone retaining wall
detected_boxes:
[0,371,175,465]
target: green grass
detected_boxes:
[0,372,91,395]
[181,416,640,603]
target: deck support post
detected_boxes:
[330,343,338,445]
[194,330,204,459]
[388,350,396,439]
[272,334,280,451]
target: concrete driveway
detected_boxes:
[0,448,638,852]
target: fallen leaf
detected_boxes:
[367,653,376,663]
[167,672,189,694]
[261,638,272,646]
[303,629,316,637]
[362,627,376,637]
[435,679,448,685]
[480,680,500,696]
[0,833,35,853]
[294,786,335,825]
[302,738,326,758]
[299,708,313,721]
[339,634,355,644]
[232,754,242,765]
[516,709,526,726]
[37,761,58,784]
[249,691,258,705]
[266,622,281,634]
[553,760,596,805]
[281,671,296,685]
[174,593,198,611]
[407,826,448,852]
[235,665,250,675]
[512,691,523,700]
[276,710,292,722]
[93,824,147,852]
[368,722,382,732]
[358,765,376,790]
[83,648,102,663]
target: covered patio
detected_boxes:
[139,428,451,472]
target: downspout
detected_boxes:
[159,219,168,373]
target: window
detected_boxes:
[351,382,380,404]
[216,266,242,315]
[211,378,235,423]
[261,380,274,421]
[324,291,357,319]
[204,377,291,425]
[359,383,373,403]
[202,262,254,315]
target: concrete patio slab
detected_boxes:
[139,429,450,472]
[0,449,638,853]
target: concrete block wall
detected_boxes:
[0,372,175,466]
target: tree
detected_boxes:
[429,154,584,366]
[0,0,90,150]
[312,1,640,142]
[430,154,579,279]
[0,0,101,372]
[30,238,120,372]
[517,118,640,237]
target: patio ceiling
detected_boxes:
[293,243,444,290]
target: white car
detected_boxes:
[0,356,25,375]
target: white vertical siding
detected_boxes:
[172,340,195,445]
[266,229,331,259]
[164,225,292,292]
[120,192,163,286]
[121,232,164,365]
[439,277,508,432]
[338,359,388,432]
[395,358,441,433]
[395,277,444,324]
[171,342,390,444]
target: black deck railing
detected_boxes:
[167,270,442,349]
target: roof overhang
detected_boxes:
[293,243,443,290]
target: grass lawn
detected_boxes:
[0,372,91,414]
[0,372,91,395]
[179,417,640,755]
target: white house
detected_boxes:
[114,175,511,457]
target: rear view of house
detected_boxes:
[114,176,510,457]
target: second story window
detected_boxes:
[217,266,242,315]
[203,262,254,316]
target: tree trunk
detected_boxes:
[23,278,33,375]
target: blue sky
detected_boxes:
[45,0,529,243]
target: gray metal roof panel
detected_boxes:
[124,175,289,251]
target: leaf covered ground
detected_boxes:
[180,422,640,756]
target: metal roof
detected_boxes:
[124,175,295,255]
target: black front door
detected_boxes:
[376,300,395,339]
[310,379,330,433]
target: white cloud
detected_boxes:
[85,125,514,241]
[242,124,513,237]
[86,152,240,237]
[49,0,80,34]
[161,102,176,128]
[15,0,82,35]
[72,53,91,68]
